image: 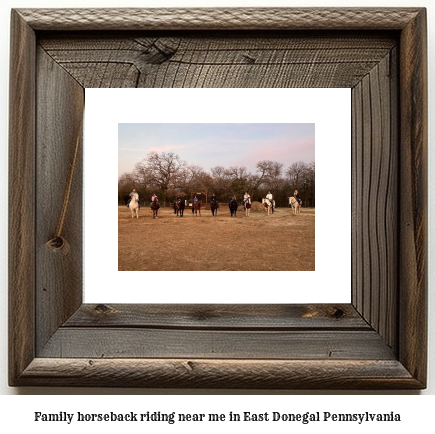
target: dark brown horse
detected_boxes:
[229,198,238,217]
[175,198,185,217]
[210,197,219,216]
[151,198,160,219]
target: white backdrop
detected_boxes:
[0,0,433,405]
[84,88,350,304]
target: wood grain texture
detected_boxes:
[15,8,422,31]
[35,48,84,353]
[8,10,36,386]
[39,33,396,89]
[65,304,369,329]
[351,51,398,351]
[8,8,427,389]
[17,358,420,389]
[398,8,428,386]
[38,329,395,360]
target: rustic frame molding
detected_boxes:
[9,8,427,388]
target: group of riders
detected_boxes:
[127,189,302,213]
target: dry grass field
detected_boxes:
[118,204,315,271]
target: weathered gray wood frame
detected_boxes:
[9,8,427,389]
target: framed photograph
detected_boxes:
[9,8,427,388]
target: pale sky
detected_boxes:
[118,123,315,177]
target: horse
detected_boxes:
[193,200,201,216]
[151,197,160,219]
[262,198,274,215]
[210,197,219,216]
[244,198,251,217]
[289,197,301,215]
[175,198,185,217]
[128,192,139,218]
[229,198,238,217]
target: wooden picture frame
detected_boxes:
[9,8,427,389]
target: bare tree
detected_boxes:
[211,166,232,199]
[254,160,283,189]
[118,171,145,204]
[185,164,214,196]
[225,166,251,200]
[134,152,188,201]
[285,161,306,189]
[286,161,315,207]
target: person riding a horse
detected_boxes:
[151,193,158,208]
[229,195,238,217]
[293,189,302,206]
[266,190,274,211]
[210,194,219,216]
[243,191,251,209]
[128,188,139,209]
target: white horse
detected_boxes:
[129,192,140,218]
[262,198,274,215]
[289,197,301,215]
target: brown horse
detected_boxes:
[193,200,201,216]
[151,197,160,219]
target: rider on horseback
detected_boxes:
[151,193,158,209]
[243,191,251,209]
[266,191,273,211]
[128,188,139,209]
[293,189,302,206]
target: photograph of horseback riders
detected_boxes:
[118,123,315,271]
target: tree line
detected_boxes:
[118,151,315,208]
